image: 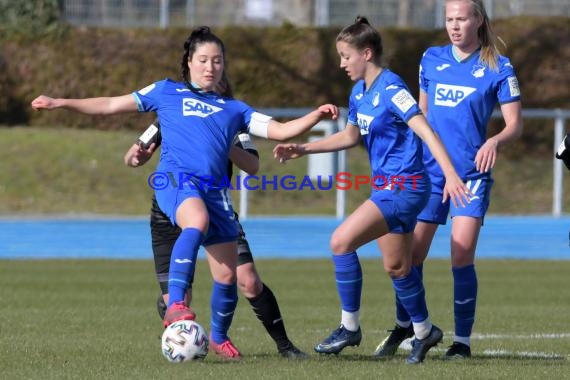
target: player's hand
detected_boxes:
[126,143,156,167]
[442,174,472,208]
[133,142,156,166]
[31,95,57,111]
[317,104,339,121]
[474,137,498,173]
[273,143,306,163]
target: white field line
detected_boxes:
[239,326,569,359]
[470,333,570,340]
[398,333,570,359]
[481,349,566,359]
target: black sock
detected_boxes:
[157,293,167,320]
[247,283,291,350]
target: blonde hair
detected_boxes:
[449,0,505,71]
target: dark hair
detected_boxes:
[336,16,383,64]
[180,26,233,97]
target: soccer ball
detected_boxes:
[161,320,209,362]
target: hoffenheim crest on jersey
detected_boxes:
[471,65,486,78]
[372,92,380,107]
[182,98,223,117]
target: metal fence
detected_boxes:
[62,0,570,29]
[236,108,570,220]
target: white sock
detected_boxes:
[341,309,360,332]
[412,317,432,340]
[454,336,470,347]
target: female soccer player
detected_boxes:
[31,26,338,359]
[374,0,523,360]
[124,120,307,359]
[273,16,470,364]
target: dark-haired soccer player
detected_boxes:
[124,120,308,359]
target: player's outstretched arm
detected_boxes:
[273,123,359,162]
[407,114,470,208]
[263,104,339,142]
[31,94,137,115]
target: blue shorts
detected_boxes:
[369,176,431,234]
[417,177,493,225]
[155,177,238,247]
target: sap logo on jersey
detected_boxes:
[434,84,476,107]
[182,98,223,117]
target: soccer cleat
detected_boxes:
[405,325,443,364]
[278,342,309,359]
[162,302,196,328]
[314,325,362,354]
[372,324,414,358]
[444,342,471,359]
[210,336,241,360]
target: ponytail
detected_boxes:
[336,15,383,65]
[470,0,505,71]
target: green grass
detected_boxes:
[1,126,570,216]
[0,259,568,379]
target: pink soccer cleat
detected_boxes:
[210,336,241,360]
[162,302,196,328]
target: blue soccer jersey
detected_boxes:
[132,79,258,187]
[347,69,425,186]
[419,45,521,187]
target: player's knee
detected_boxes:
[211,265,236,284]
[451,256,474,268]
[384,261,409,278]
[237,270,262,297]
[450,248,476,267]
[329,232,351,255]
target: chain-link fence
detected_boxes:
[62,0,570,29]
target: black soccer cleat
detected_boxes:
[405,325,443,364]
[372,324,414,358]
[444,342,471,359]
[314,325,362,355]
[278,342,309,359]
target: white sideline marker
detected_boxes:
[398,333,570,360]
[482,349,565,360]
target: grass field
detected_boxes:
[1,259,568,379]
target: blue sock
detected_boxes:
[391,267,428,323]
[332,252,362,312]
[453,264,477,338]
[395,264,423,324]
[210,281,238,343]
[167,228,203,306]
